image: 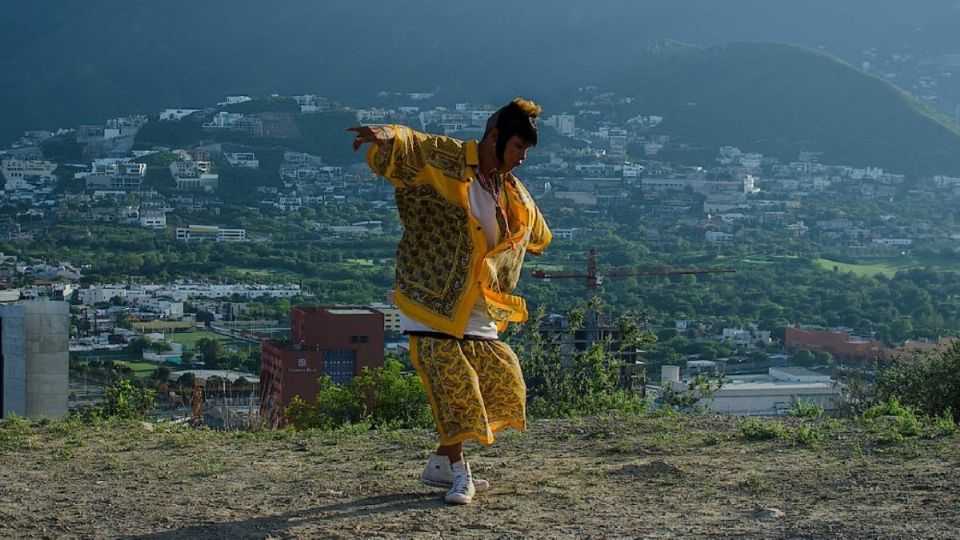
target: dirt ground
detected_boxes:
[2,413,959,539]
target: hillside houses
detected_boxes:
[82,160,146,191]
[1,88,959,267]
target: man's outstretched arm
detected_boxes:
[347,125,395,152]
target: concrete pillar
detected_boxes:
[0,301,68,419]
[661,365,680,383]
[24,301,69,418]
[0,305,27,417]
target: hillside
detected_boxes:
[2,413,958,538]
[5,0,960,163]
[111,41,960,177]
[615,42,960,175]
[133,108,361,167]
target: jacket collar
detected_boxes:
[465,140,479,168]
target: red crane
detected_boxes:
[531,248,736,289]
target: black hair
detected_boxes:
[483,98,541,162]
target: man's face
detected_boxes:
[500,135,533,173]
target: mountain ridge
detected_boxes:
[612,41,960,174]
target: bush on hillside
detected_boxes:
[873,342,960,421]
[507,300,653,418]
[284,358,432,430]
[102,378,156,420]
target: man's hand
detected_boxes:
[347,125,395,152]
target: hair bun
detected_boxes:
[512,97,542,118]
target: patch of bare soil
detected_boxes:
[2,414,959,539]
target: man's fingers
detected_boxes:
[349,126,369,151]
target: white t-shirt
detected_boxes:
[400,177,500,339]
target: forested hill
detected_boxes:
[612,42,960,175]
[5,1,960,175]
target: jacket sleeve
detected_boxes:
[527,203,552,255]
[366,125,469,189]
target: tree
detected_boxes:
[196,337,227,368]
[154,365,172,383]
[791,349,815,367]
[102,378,156,419]
[284,359,432,430]
[814,351,833,366]
[177,372,196,388]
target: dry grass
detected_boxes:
[1,413,958,538]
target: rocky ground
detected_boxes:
[2,412,959,539]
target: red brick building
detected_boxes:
[784,327,886,365]
[260,307,384,427]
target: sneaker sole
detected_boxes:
[421,476,490,492]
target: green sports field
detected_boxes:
[816,255,960,277]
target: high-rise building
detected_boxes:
[0,301,69,419]
[259,307,385,427]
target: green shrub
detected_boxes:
[102,378,156,420]
[508,302,652,418]
[934,410,957,436]
[738,418,788,440]
[874,342,960,421]
[793,424,825,446]
[787,397,824,418]
[862,396,924,442]
[660,372,725,413]
[862,396,914,420]
[284,359,432,430]
[0,415,35,451]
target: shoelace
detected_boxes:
[450,466,472,494]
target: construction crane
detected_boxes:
[531,248,735,288]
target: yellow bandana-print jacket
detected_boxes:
[366,125,552,338]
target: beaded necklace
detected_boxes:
[475,168,509,237]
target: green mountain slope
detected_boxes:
[5,3,960,175]
[617,42,960,175]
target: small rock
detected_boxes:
[755,507,785,520]
[139,421,155,432]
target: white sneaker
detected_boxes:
[420,453,489,492]
[444,460,476,505]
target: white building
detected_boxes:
[225,152,259,169]
[739,153,763,170]
[218,96,252,106]
[203,112,243,129]
[139,210,167,230]
[356,108,393,123]
[84,161,146,191]
[545,114,576,137]
[78,287,127,305]
[369,302,402,334]
[170,161,219,192]
[663,366,842,416]
[721,327,772,348]
[136,298,184,318]
[622,164,644,179]
[294,95,332,113]
[159,108,201,121]
[706,231,734,245]
[551,228,580,240]
[872,238,913,247]
[1,159,58,192]
[176,225,246,242]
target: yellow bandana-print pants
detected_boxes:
[409,335,527,445]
